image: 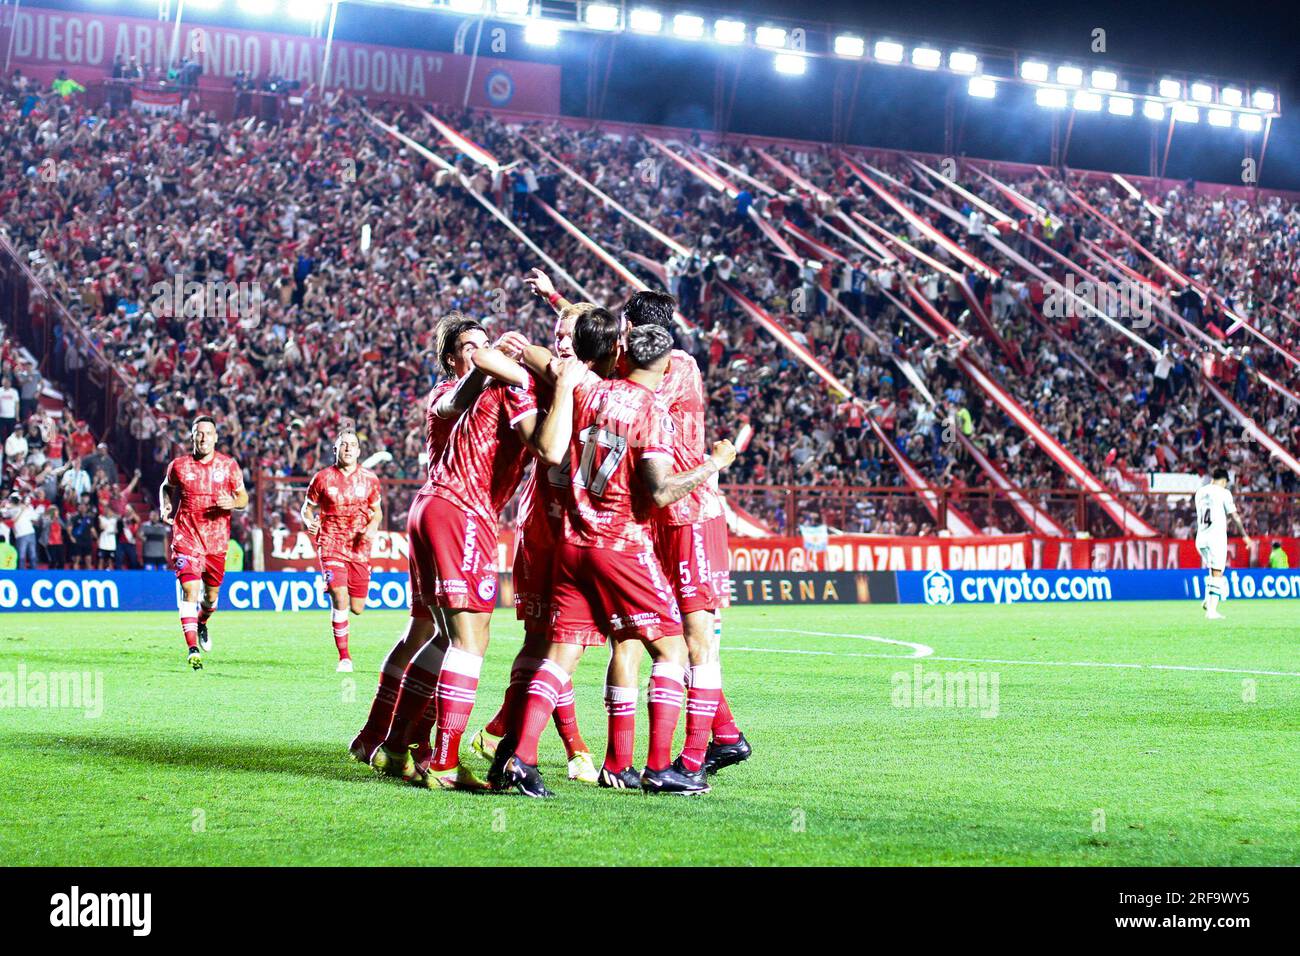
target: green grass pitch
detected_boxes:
[1,602,1296,866]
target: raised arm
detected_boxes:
[638,439,736,509]
[524,268,571,314]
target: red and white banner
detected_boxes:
[262,528,1299,574]
[130,87,182,115]
[729,534,1299,573]
[8,7,561,112]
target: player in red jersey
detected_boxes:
[160,416,249,670]
[491,323,737,798]
[468,301,601,785]
[348,314,503,763]
[371,326,547,790]
[621,291,751,781]
[301,431,382,672]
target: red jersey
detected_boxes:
[561,376,674,552]
[419,379,460,493]
[306,464,382,561]
[165,452,245,556]
[655,349,724,526]
[431,378,538,530]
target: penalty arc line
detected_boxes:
[724,628,1300,678]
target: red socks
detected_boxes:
[198,600,216,625]
[484,654,542,738]
[331,607,350,661]
[179,601,199,650]
[430,647,483,771]
[552,680,588,758]
[408,639,448,765]
[712,690,742,745]
[603,684,637,771]
[514,659,569,765]
[680,662,722,772]
[357,664,403,750]
[647,662,686,772]
[383,652,443,754]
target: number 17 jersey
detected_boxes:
[561,376,674,552]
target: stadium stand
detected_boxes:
[2,78,1298,560]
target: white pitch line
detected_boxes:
[762,628,934,658]
[725,628,1300,678]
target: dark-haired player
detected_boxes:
[349,314,504,762]
[302,431,382,672]
[160,416,249,670]
[622,290,751,780]
[494,324,737,797]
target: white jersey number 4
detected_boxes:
[1194,484,1235,540]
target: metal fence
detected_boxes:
[254,473,1300,540]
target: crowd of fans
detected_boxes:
[0,325,173,569]
[2,76,1297,543]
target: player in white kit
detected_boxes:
[1193,468,1252,620]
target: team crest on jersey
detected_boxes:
[175,555,189,571]
[478,578,497,602]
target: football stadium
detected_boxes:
[0,0,1297,922]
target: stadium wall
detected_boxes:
[7,5,562,113]
[5,568,1300,612]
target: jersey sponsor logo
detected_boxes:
[923,569,956,605]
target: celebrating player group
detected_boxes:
[158,271,751,796]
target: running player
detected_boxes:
[160,416,249,670]
[621,290,750,781]
[469,301,600,785]
[371,326,549,790]
[301,431,382,672]
[494,324,737,798]
[348,314,498,762]
[1194,467,1252,620]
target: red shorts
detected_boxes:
[410,494,498,614]
[513,526,555,632]
[173,550,225,589]
[319,548,371,600]
[654,515,731,614]
[549,541,682,645]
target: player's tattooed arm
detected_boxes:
[300,497,321,536]
[159,468,178,526]
[1229,510,1251,549]
[435,366,487,419]
[638,440,737,508]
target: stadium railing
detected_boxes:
[254,474,1300,539]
